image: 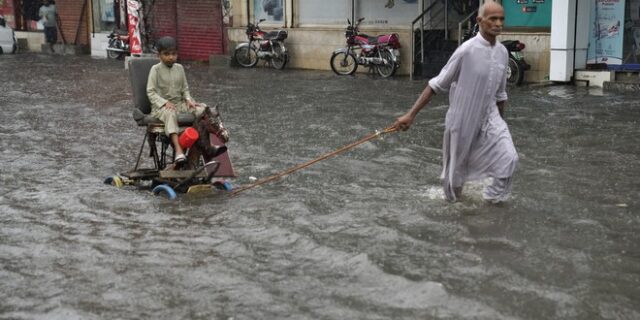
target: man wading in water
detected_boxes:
[393,1,518,203]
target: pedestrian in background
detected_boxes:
[38,0,57,52]
[393,1,518,203]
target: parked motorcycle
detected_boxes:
[234,19,288,69]
[501,39,530,86]
[330,18,401,78]
[106,29,130,59]
[463,24,530,86]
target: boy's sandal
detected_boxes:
[174,153,186,163]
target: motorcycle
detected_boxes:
[463,24,530,86]
[501,39,530,86]
[330,17,401,78]
[234,19,288,69]
[106,29,130,59]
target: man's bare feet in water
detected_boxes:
[454,186,463,200]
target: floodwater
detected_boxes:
[1,54,639,320]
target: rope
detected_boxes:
[229,125,399,196]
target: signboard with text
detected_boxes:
[587,0,625,64]
[504,0,552,28]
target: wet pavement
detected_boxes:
[1,53,639,320]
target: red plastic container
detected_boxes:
[178,127,199,149]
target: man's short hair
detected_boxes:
[156,36,177,53]
[478,0,501,17]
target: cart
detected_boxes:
[104,57,235,200]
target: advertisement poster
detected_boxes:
[101,0,115,22]
[587,0,625,64]
[297,0,348,25]
[127,0,141,55]
[222,0,232,25]
[356,0,418,26]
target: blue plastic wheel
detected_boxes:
[152,184,177,200]
[212,180,233,191]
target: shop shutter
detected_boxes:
[177,0,223,61]
[151,0,178,38]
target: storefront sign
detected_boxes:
[504,0,552,28]
[587,0,625,64]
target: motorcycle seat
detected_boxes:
[128,57,195,127]
[263,30,288,41]
[131,108,195,126]
[367,37,379,45]
[114,29,129,36]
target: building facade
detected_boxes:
[0,0,226,59]
[89,0,227,60]
[3,0,637,85]
[1,0,90,52]
[227,0,640,83]
[225,0,552,82]
[551,0,640,85]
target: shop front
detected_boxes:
[226,0,553,80]
[1,0,90,53]
[551,0,640,85]
[500,0,552,82]
[90,0,124,57]
[91,0,226,61]
[227,0,420,74]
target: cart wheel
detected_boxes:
[152,184,177,200]
[104,175,124,188]
[213,180,233,191]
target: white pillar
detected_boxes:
[550,0,575,82]
[285,0,293,28]
[550,0,591,82]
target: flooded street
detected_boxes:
[1,54,639,319]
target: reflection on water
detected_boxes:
[1,54,639,319]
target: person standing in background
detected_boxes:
[39,0,57,52]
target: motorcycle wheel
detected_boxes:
[507,56,524,86]
[234,46,258,68]
[376,49,397,78]
[270,42,288,70]
[330,52,358,75]
[107,49,123,59]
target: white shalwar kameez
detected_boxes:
[428,34,518,202]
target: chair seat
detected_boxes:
[128,58,196,127]
[132,108,195,127]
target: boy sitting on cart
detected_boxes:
[146,36,223,165]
